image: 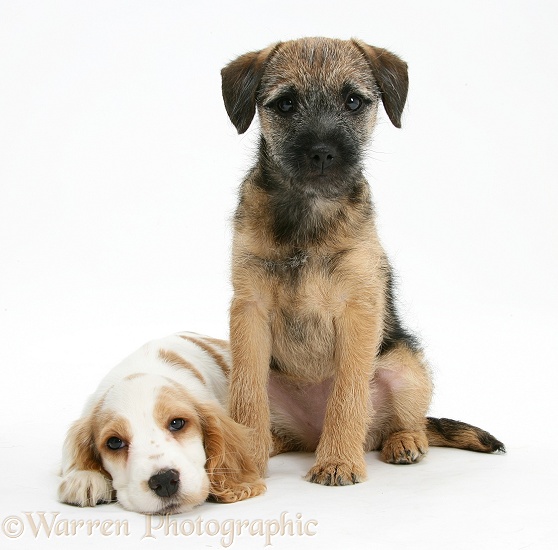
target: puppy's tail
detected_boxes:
[426,417,505,453]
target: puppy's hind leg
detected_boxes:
[373,343,433,465]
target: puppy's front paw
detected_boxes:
[305,459,367,486]
[212,480,267,503]
[58,470,114,507]
[381,431,429,464]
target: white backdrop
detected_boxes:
[1,1,557,549]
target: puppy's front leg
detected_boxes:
[306,301,378,486]
[229,295,273,477]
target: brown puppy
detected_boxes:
[221,37,504,486]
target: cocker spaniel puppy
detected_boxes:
[58,332,265,514]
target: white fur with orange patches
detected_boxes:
[96,376,209,514]
[59,333,264,514]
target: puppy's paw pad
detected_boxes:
[305,461,367,486]
[381,431,429,464]
[58,470,114,507]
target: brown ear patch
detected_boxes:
[352,40,409,128]
[197,401,266,503]
[221,43,281,134]
[64,416,107,474]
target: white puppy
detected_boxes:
[58,332,265,514]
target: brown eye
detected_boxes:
[276,96,295,114]
[345,94,362,112]
[169,418,186,432]
[107,437,126,450]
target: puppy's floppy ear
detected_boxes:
[353,40,409,128]
[198,402,266,503]
[58,416,114,506]
[221,43,280,134]
[61,416,103,474]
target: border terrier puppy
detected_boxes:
[221,37,504,486]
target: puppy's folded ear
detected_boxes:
[221,43,280,134]
[198,402,266,503]
[353,40,409,128]
[58,416,114,507]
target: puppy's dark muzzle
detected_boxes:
[309,143,337,173]
[148,469,180,498]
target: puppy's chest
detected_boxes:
[261,249,311,281]
[260,250,349,380]
[260,249,345,308]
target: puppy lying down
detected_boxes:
[58,332,265,515]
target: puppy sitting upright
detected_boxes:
[221,37,504,486]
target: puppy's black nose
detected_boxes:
[309,143,337,171]
[148,469,180,498]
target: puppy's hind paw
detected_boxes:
[58,470,115,507]
[381,430,429,464]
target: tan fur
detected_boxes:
[222,37,503,486]
[179,334,230,376]
[366,344,433,456]
[153,385,201,442]
[201,336,229,352]
[124,373,146,381]
[95,411,133,467]
[158,348,206,384]
[198,402,266,503]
